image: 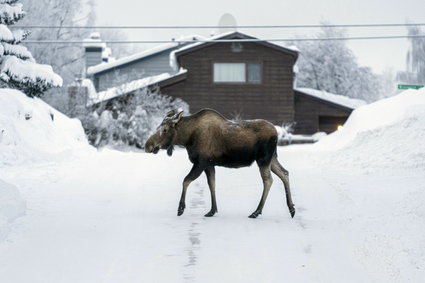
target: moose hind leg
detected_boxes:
[271,155,295,218]
[249,164,273,218]
[204,166,218,217]
[178,163,204,216]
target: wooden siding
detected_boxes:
[93,50,176,92]
[294,90,353,134]
[160,41,297,125]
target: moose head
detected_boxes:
[144,110,184,156]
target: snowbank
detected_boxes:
[0,179,25,240]
[0,88,92,166]
[314,88,425,171]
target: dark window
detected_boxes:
[247,63,261,83]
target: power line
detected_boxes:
[11,23,425,30]
[23,35,425,44]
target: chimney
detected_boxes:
[83,32,106,70]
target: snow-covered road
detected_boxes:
[0,147,423,283]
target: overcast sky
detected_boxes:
[94,0,425,75]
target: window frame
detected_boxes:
[212,62,263,85]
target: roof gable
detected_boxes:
[173,31,299,60]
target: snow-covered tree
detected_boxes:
[294,24,382,102]
[19,0,133,112]
[400,25,425,84]
[82,87,190,149]
[0,0,62,97]
[20,0,95,84]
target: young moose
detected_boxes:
[145,109,295,218]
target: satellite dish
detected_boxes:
[218,13,237,34]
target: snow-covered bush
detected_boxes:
[0,88,90,165]
[275,122,295,143]
[82,88,189,149]
[0,0,62,97]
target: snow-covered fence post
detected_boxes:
[0,0,62,97]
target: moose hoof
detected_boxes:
[177,203,185,216]
[289,207,296,218]
[248,211,261,218]
[204,210,216,217]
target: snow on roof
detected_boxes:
[169,32,238,71]
[87,35,205,76]
[295,87,366,109]
[90,69,187,104]
[172,31,236,56]
[176,31,301,54]
[83,32,106,49]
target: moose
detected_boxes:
[145,109,295,218]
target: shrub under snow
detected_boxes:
[82,87,189,149]
[0,88,91,165]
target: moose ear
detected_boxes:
[165,109,176,118]
[171,111,184,124]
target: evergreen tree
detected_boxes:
[0,0,62,97]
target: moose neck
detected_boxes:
[174,117,195,147]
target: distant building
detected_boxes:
[84,31,365,134]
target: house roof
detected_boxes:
[87,32,300,76]
[170,31,299,70]
[295,88,366,111]
[89,69,187,105]
[86,35,206,76]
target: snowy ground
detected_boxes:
[0,88,424,282]
[0,147,424,283]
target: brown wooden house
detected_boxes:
[87,32,364,134]
[160,32,299,125]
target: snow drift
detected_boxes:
[0,179,25,240]
[315,88,425,171]
[0,88,92,166]
[0,88,93,240]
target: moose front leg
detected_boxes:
[178,163,205,216]
[204,166,217,217]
